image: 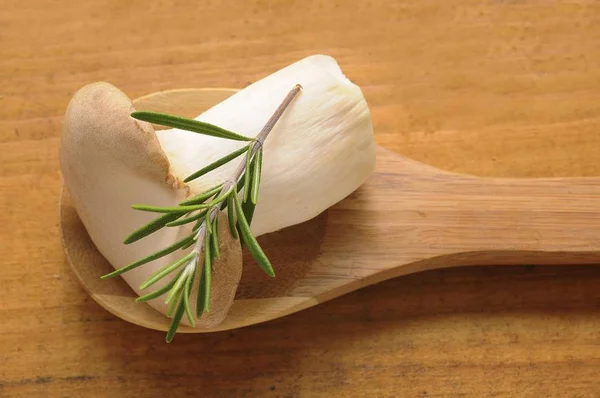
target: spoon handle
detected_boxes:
[325,149,600,283]
[423,174,600,265]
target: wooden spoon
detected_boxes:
[60,88,600,333]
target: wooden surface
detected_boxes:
[3,1,600,396]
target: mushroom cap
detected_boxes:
[60,82,242,327]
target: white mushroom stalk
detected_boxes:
[159,55,376,237]
[59,54,376,339]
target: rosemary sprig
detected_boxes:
[103,84,302,342]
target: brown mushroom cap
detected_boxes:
[60,82,242,328]
[61,82,173,185]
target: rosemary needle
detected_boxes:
[165,210,207,227]
[202,229,212,313]
[180,184,223,206]
[183,273,195,327]
[243,146,253,202]
[233,191,275,277]
[251,150,263,204]
[124,212,182,244]
[226,194,238,239]
[131,111,252,142]
[140,252,196,290]
[102,233,195,279]
[211,216,220,260]
[185,145,250,183]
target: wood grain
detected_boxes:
[3,0,600,397]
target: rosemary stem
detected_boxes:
[230,83,303,191]
[189,84,303,260]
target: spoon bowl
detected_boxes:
[60,88,600,333]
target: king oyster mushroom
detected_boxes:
[60,54,376,326]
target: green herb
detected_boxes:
[103,84,302,342]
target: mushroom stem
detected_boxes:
[199,83,304,244]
